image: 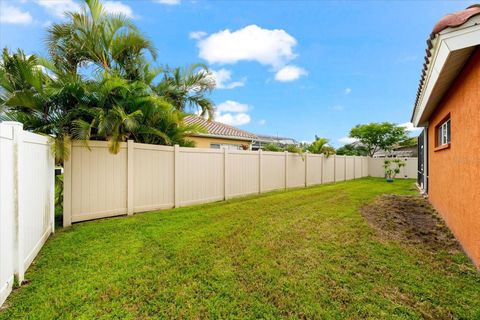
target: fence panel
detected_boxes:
[323,156,335,183]
[306,154,323,186]
[69,141,128,223]
[345,156,355,180]
[335,156,346,181]
[261,152,286,192]
[133,143,174,212]
[287,153,305,188]
[0,122,54,307]
[362,157,369,177]
[178,148,224,206]
[0,124,15,306]
[354,157,363,179]
[226,150,259,198]
[19,132,55,280]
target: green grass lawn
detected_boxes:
[1,178,479,319]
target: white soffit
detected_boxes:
[413,18,480,126]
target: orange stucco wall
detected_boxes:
[427,48,480,268]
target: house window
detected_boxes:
[210,143,243,150]
[436,117,451,147]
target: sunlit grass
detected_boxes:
[1,178,479,319]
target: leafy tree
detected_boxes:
[398,137,417,148]
[336,143,368,156]
[307,136,336,156]
[349,122,408,157]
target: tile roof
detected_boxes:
[413,5,480,120]
[432,5,480,34]
[184,115,257,140]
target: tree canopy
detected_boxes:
[0,0,214,162]
[348,122,408,157]
[336,143,368,156]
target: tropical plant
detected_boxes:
[383,159,406,181]
[349,122,408,157]
[1,0,211,161]
[153,64,215,119]
[307,136,335,156]
[262,143,282,152]
[46,0,157,78]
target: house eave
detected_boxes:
[412,17,480,127]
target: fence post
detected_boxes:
[344,155,347,181]
[352,157,355,180]
[63,141,72,227]
[333,155,336,183]
[284,151,288,190]
[49,147,55,233]
[305,152,309,187]
[7,122,25,282]
[258,149,263,194]
[320,154,324,184]
[174,144,179,208]
[224,148,228,200]
[127,140,134,216]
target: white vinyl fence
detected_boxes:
[64,140,376,226]
[0,122,55,307]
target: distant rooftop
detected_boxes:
[184,115,257,140]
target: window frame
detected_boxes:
[434,114,451,151]
[210,143,243,150]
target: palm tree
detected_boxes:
[1,0,211,160]
[46,0,156,78]
[0,48,93,162]
[307,136,336,156]
[154,64,216,119]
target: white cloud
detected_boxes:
[216,100,249,113]
[154,0,181,5]
[103,1,134,18]
[216,113,251,126]
[197,25,297,68]
[209,69,245,89]
[0,5,33,24]
[338,137,359,145]
[189,31,207,40]
[37,0,133,18]
[215,100,251,126]
[344,88,352,95]
[36,0,81,18]
[274,65,307,82]
[398,122,422,133]
[258,119,266,125]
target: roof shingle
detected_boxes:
[184,115,257,140]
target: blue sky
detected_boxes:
[0,0,475,146]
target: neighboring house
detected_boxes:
[251,134,298,151]
[374,145,418,158]
[184,115,257,150]
[412,5,480,267]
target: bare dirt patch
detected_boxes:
[361,194,461,253]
